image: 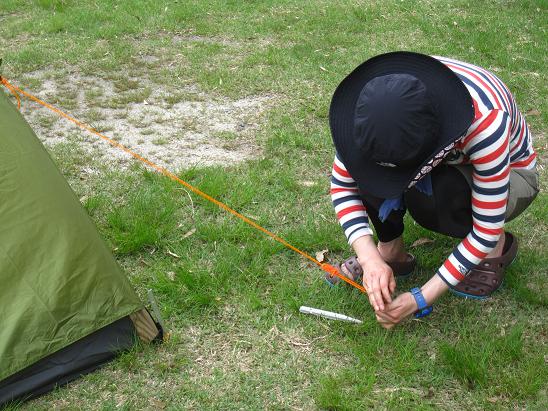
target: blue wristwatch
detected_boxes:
[410,287,433,318]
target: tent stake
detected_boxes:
[147,289,166,332]
[299,306,363,324]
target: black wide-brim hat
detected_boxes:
[329,51,474,199]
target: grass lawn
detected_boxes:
[1,0,547,409]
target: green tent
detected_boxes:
[0,88,161,405]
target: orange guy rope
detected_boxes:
[1,77,21,109]
[0,77,366,294]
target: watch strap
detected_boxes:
[410,287,433,318]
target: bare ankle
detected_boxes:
[377,236,408,263]
[486,232,506,259]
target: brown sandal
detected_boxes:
[451,232,518,299]
[324,254,416,286]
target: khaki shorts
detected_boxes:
[454,165,540,222]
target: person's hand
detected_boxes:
[360,258,396,312]
[375,292,417,329]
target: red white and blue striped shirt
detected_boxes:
[331,56,536,287]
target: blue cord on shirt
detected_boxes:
[378,174,433,222]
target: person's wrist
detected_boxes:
[356,245,387,272]
[405,291,419,315]
[359,253,387,269]
[352,234,380,255]
[420,274,449,306]
[420,286,435,306]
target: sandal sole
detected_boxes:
[449,287,492,300]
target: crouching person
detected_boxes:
[327,52,539,328]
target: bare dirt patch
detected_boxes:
[15,69,275,171]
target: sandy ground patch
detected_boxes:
[13,69,274,171]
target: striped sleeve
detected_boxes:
[331,154,373,245]
[437,110,511,286]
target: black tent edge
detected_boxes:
[0,315,161,407]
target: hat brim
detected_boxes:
[329,51,474,199]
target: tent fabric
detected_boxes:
[0,89,150,384]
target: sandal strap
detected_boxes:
[454,232,518,298]
[453,268,504,297]
[340,256,363,282]
[324,256,363,286]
